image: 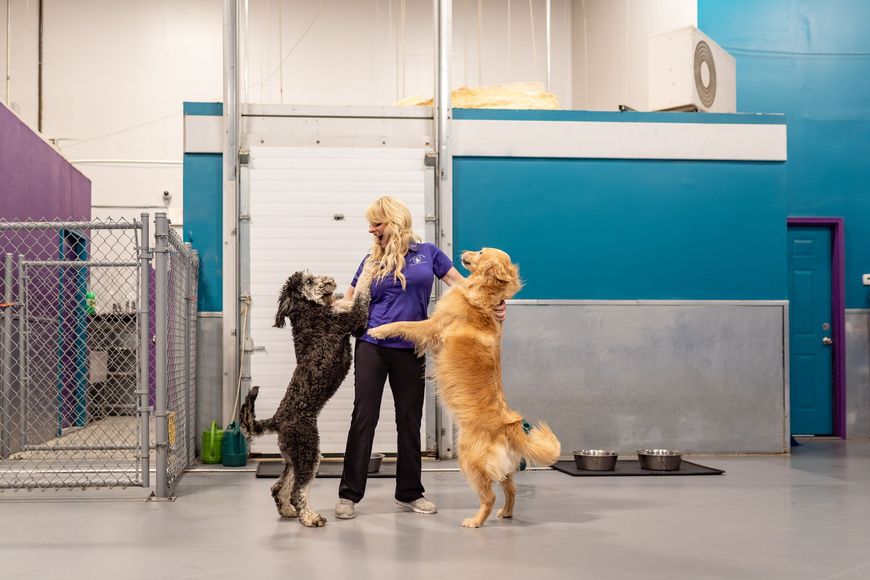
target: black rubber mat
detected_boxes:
[552,459,724,476]
[255,461,397,479]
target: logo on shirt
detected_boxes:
[408,254,427,265]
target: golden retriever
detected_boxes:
[368,248,561,527]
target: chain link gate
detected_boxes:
[0,214,198,495]
[159,218,199,493]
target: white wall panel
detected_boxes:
[452,119,787,161]
[248,146,428,454]
[571,0,697,110]
[41,0,223,221]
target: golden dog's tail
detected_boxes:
[240,386,277,436]
[512,421,561,467]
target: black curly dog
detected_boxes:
[241,265,371,527]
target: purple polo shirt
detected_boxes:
[352,242,453,349]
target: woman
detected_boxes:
[335,196,504,520]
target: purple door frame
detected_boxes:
[787,217,846,438]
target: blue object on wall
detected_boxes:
[57,229,88,432]
[183,102,224,117]
[183,154,223,312]
[453,156,787,300]
[700,0,870,308]
[182,102,223,312]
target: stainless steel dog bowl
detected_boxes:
[637,449,682,471]
[367,453,385,473]
[573,449,619,471]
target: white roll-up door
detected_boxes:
[247,146,428,454]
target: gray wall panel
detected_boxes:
[846,310,870,439]
[500,303,788,454]
[195,316,223,454]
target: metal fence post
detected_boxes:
[154,213,169,498]
[189,249,199,460]
[1,253,12,458]
[183,242,193,467]
[17,256,26,450]
[138,214,151,488]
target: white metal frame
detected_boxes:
[222,0,241,426]
[223,0,456,456]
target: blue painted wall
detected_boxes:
[182,102,223,312]
[700,0,870,308]
[454,154,787,299]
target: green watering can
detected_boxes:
[201,421,223,464]
[221,421,248,467]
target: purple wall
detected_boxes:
[1,102,92,439]
[0,102,90,221]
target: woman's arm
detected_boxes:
[440,267,506,321]
[442,267,463,287]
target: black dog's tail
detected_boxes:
[240,386,277,436]
[274,276,295,328]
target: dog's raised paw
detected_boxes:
[367,326,388,339]
[497,509,513,519]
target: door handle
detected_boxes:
[822,337,833,345]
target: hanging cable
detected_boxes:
[463,0,468,87]
[54,110,182,150]
[546,0,551,91]
[529,0,538,82]
[277,0,283,103]
[5,0,11,103]
[248,0,332,90]
[231,295,252,420]
[397,0,407,101]
[477,0,483,86]
[507,0,512,80]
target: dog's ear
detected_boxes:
[487,258,519,284]
[274,271,304,328]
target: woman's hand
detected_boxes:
[443,268,506,321]
[494,300,506,322]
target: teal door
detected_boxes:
[787,226,834,435]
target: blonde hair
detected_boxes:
[366,196,421,290]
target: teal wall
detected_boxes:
[182,102,223,312]
[700,0,870,308]
[452,112,788,300]
[454,156,787,300]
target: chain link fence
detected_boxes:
[0,214,197,495]
[165,227,198,489]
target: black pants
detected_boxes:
[339,340,426,503]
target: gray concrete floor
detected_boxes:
[2,440,870,580]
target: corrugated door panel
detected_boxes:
[248,146,428,454]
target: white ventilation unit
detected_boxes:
[649,26,736,113]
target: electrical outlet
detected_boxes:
[863,274,870,286]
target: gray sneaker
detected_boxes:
[335,498,356,519]
[395,496,437,514]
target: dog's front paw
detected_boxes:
[278,504,298,519]
[367,325,392,340]
[300,512,327,528]
[461,517,483,528]
[497,508,513,519]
